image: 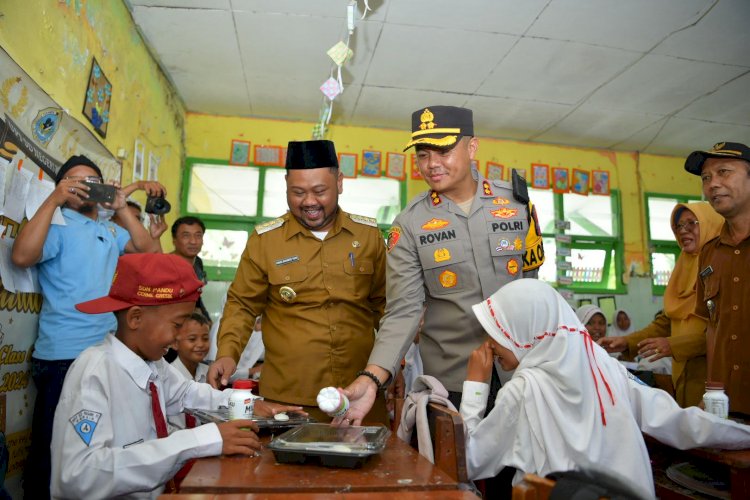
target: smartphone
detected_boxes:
[81,181,116,204]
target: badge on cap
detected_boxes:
[279,286,296,303]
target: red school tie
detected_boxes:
[149,381,169,438]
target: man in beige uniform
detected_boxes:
[339,106,544,425]
[207,140,387,422]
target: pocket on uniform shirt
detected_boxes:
[268,263,308,298]
[418,241,468,295]
[343,259,374,297]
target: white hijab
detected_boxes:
[471,279,653,497]
[610,308,635,336]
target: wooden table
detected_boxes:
[178,436,460,494]
[645,435,750,499]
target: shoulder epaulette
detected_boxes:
[255,217,285,234]
[349,213,378,227]
[404,190,430,211]
[491,179,512,190]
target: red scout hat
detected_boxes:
[76,253,203,314]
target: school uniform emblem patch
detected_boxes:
[70,410,102,446]
[439,270,457,288]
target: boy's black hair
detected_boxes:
[185,310,212,327]
[171,216,206,238]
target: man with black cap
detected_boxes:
[339,106,544,426]
[207,140,387,422]
[685,141,750,416]
[11,154,163,498]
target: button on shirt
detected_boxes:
[51,334,228,499]
[36,208,130,360]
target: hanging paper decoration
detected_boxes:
[320,77,342,100]
[327,41,353,67]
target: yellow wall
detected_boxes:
[185,113,702,275]
[0,0,185,237]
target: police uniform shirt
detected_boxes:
[368,173,544,392]
[51,334,229,499]
[216,209,387,406]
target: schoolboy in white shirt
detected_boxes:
[51,253,301,499]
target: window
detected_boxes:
[182,158,406,281]
[645,193,700,295]
[532,188,623,293]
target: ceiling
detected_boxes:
[126,0,750,157]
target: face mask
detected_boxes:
[97,205,115,221]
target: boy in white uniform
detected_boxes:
[51,253,301,499]
[169,311,212,430]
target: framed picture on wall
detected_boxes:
[338,153,358,178]
[512,167,527,180]
[410,154,423,180]
[229,139,250,166]
[147,152,159,181]
[254,145,283,166]
[362,150,382,177]
[487,162,504,181]
[532,163,550,189]
[132,139,144,182]
[572,169,590,195]
[592,170,610,195]
[82,57,112,138]
[385,152,406,181]
[552,167,569,193]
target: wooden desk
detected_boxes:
[645,435,750,499]
[179,436,459,494]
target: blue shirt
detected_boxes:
[35,208,130,360]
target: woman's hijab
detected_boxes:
[665,202,723,320]
[610,308,635,337]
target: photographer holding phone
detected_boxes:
[11,154,162,499]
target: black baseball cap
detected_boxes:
[403,106,474,151]
[684,142,750,176]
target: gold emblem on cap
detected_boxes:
[352,240,360,248]
[419,108,436,130]
[279,286,296,303]
[712,142,726,152]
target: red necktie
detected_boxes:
[149,381,169,438]
[185,413,197,428]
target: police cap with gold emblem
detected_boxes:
[286,140,338,170]
[684,141,750,176]
[403,106,474,151]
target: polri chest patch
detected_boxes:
[70,410,102,446]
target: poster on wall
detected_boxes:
[338,153,357,178]
[0,47,122,495]
[147,152,159,181]
[486,162,504,181]
[410,154,422,180]
[572,169,590,195]
[132,139,144,182]
[592,170,610,195]
[385,152,405,181]
[552,167,569,193]
[362,150,381,177]
[531,163,549,189]
[229,140,250,166]
[82,57,112,138]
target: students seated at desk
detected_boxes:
[460,279,750,500]
[51,254,302,499]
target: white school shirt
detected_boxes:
[168,358,210,430]
[461,373,750,499]
[51,334,230,499]
[230,330,265,382]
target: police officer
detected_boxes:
[207,140,387,422]
[339,106,544,424]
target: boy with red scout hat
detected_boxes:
[51,253,300,499]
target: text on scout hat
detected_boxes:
[403,105,474,151]
[684,141,750,176]
[75,253,203,314]
[286,140,338,169]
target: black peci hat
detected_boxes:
[684,142,750,176]
[285,140,338,170]
[403,106,474,151]
[55,154,103,185]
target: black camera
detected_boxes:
[145,195,171,215]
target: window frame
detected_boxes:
[644,192,701,295]
[181,157,407,281]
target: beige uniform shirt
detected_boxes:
[216,210,386,406]
[369,175,544,391]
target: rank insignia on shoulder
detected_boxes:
[255,217,285,234]
[349,214,378,227]
[492,197,510,205]
[482,180,493,196]
[430,191,442,206]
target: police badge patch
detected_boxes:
[70,409,102,446]
[387,226,401,252]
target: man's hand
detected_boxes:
[148,214,167,239]
[253,400,307,418]
[207,356,237,389]
[467,341,493,382]
[335,376,377,427]
[216,420,261,456]
[598,336,628,353]
[122,180,167,198]
[54,177,88,210]
[637,337,672,361]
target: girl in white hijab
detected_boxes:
[610,308,636,337]
[461,279,750,499]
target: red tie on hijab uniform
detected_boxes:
[149,381,196,490]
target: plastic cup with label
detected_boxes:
[229,379,256,420]
[316,386,350,418]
